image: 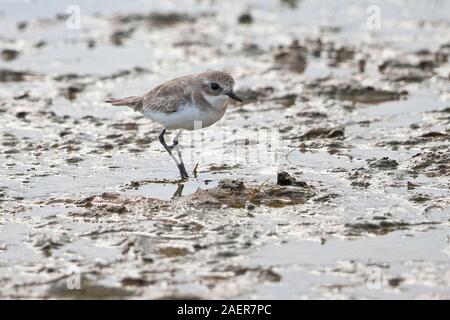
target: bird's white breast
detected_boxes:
[202,93,229,110]
[143,103,226,130]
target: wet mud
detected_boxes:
[0,0,450,299]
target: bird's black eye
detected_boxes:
[210,83,220,91]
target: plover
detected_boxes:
[106,70,243,179]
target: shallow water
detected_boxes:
[0,0,449,299]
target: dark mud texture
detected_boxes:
[1,0,450,299]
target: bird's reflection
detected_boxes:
[171,183,185,199]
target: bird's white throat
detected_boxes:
[202,92,229,109]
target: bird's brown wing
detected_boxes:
[141,76,193,113]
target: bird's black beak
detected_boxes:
[226,90,243,102]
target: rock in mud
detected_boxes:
[380,49,447,73]
[325,44,355,67]
[408,150,450,177]
[345,220,439,236]
[218,179,245,191]
[226,265,281,282]
[420,131,449,139]
[296,111,328,118]
[0,69,34,82]
[32,233,70,257]
[296,127,345,141]
[61,84,86,100]
[347,168,371,188]
[110,27,136,46]
[379,59,434,83]
[386,69,432,83]
[99,66,149,81]
[234,87,274,105]
[65,157,83,164]
[76,192,168,216]
[115,12,196,27]
[409,193,431,203]
[238,12,253,24]
[241,42,265,56]
[16,21,27,30]
[53,73,85,82]
[274,40,307,73]
[142,13,197,26]
[378,51,448,82]
[269,93,298,107]
[15,111,28,119]
[306,79,406,104]
[1,49,20,61]
[301,38,356,66]
[279,0,300,8]
[208,164,241,172]
[277,171,307,187]
[109,122,139,131]
[381,129,450,147]
[407,181,420,190]
[159,246,189,257]
[189,179,315,208]
[34,40,47,48]
[367,157,399,170]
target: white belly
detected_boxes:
[143,103,226,130]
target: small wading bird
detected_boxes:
[106,71,243,179]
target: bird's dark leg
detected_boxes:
[172,130,188,178]
[159,129,188,179]
[177,148,188,178]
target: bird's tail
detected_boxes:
[105,96,143,110]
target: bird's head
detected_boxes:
[198,71,243,109]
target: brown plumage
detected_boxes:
[105,71,237,114]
